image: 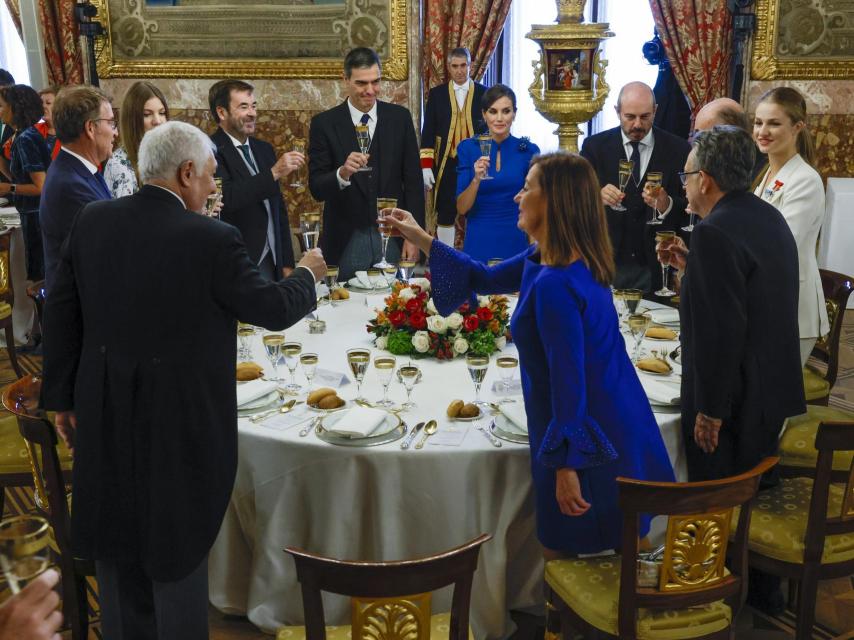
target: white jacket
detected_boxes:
[755,153,829,339]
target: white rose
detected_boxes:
[398,287,416,302]
[477,295,490,308]
[426,298,438,315]
[494,336,506,350]
[446,312,464,331]
[426,315,447,334]
[412,331,431,353]
[375,336,388,350]
[453,336,469,355]
[410,277,431,292]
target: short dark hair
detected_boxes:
[481,84,516,113]
[343,47,381,79]
[0,84,44,131]
[52,85,111,143]
[448,47,471,62]
[692,125,755,193]
[0,69,13,86]
[208,79,254,123]
[716,105,751,133]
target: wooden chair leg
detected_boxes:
[795,569,820,640]
[4,325,23,379]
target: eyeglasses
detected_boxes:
[91,118,117,131]
[677,170,701,187]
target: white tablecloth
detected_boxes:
[819,178,854,308]
[0,206,35,345]
[208,293,685,639]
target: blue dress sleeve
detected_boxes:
[532,273,618,469]
[15,129,50,175]
[456,138,476,198]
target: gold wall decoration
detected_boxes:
[752,0,854,80]
[659,511,731,592]
[91,0,408,79]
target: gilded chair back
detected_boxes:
[615,457,778,639]
[286,533,491,640]
[811,269,854,389]
[807,422,854,559]
[0,227,14,307]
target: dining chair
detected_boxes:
[25,278,45,350]
[545,457,777,639]
[0,227,23,378]
[778,405,854,481]
[746,421,854,640]
[279,533,491,640]
[803,269,854,406]
[2,375,89,640]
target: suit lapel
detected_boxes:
[62,151,110,199]
[213,129,253,180]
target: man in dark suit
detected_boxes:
[209,79,303,281]
[581,82,690,292]
[309,47,424,280]
[39,85,116,294]
[420,47,486,247]
[42,121,324,638]
[658,125,805,482]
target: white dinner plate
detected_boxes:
[321,411,399,439]
[495,413,527,437]
[239,390,279,411]
[347,277,390,292]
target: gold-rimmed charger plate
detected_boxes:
[237,391,280,416]
[490,415,528,444]
[316,412,405,447]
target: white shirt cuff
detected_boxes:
[336,168,351,190]
[662,196,674,216]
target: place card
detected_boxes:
[428,423,469,447]
[258,405,313,431]
[313,368,350,388]
[491,380,522,396]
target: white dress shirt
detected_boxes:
[337,99,379,189]
[453,80,470,109]
[59,147,99,175]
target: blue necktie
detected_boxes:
[95,171,111,199]
[629,141,641,187]
[238,144,258,175]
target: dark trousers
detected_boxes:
[96,556,209,640]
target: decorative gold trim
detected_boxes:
[92,0,408,80]
[351,592,431,639]
[659,511,731,592]
[752,0,854,80]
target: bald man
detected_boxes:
[693,97,766,179]
[581,82,691,292]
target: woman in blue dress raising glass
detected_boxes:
[387,152,674,556]
[456,85,539,262]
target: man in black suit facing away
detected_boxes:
[42,121,324,639]
[210,79,304,280]
[309,47,424,280]
[581,82,690,292]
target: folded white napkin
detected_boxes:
[640,377,680,405]
[354,271,373,288]
[236,379,278,407]
[326,406,387,437]
[649,309,680,324]
[500,402,528,435]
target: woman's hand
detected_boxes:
[473,156,490,181]
[384,208,433,255]
[555,468,591,516]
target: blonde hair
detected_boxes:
[757,86,815,166]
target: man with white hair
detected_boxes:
[41,121,325,639]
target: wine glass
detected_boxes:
[355,125,372,172]
[613,160,633,211]
[623,288,642,316]
[644,171,664,225]
[300,352,318,393]
[300,212,321,252]
[398,260,416,282]
[613,289,627,325]
[262,332,285,382]
[290,138,306,188]
[682,208,696,233]
[382,264,398,287]
[654,230,677,297]
[0,515,51,594]
[466,353,490,407]
[326,265,341,305]
[205,177,223,217]
[282,341,303,395]
[374,355,397,407]
[375,197,398,269]
[398,362,420,409]
[346,348,371,402]
[237,322,255,362]
[627,313,652,363]
[495,355,518,402]
[367,268,383,291]
[477,134,494,180]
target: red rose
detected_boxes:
[405,298,421,313]
[464,315,479,331]
[417,291,428,301]
[477,307,493,322]
[409,310,427,329]
[458,302,470,314]
[389,310,406,327]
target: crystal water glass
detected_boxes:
[495,355,518,402]
[300,352,318,393]
[347,348,371,402]
[398,362,420,409]
[466,353,490,406]
[374,355,396,407]
[262,332,285,382]
[627,313,652,363]
[282,341,303,395]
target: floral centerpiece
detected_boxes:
[367,278,511,360]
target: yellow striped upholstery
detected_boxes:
[802,366,830,401]
[779,406,854,471]
[0,302,10,320]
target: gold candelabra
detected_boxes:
[527,0,613,152]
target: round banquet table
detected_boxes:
[208,289,687,639]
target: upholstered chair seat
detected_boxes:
[802,367,830,402]
[277,612,473,640]
[778,406,854,472]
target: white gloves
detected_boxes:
[422,168,435,190]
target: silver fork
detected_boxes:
[299,416,322,437]
[477,421,502,448]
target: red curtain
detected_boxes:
[37,0,83,85]
[422,0,512,93]
[648,1,732,120]
[3,0,21,38]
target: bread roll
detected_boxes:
[459,403,480,418]
[646,327,678,340]
[236,362,264,381]
[446,399,464,418]
[636,358,672,374]
[331,288,350,300]
[318,394,345,410]
[308,387,337,406]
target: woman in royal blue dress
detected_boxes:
[456,84,539,263]
[388,152,673,556]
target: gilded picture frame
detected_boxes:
[91,0,408,80]
[752,0,854,79]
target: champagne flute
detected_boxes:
[496,355,518,402]
[374,197,398,269]
[355,125,372,172]
[627,313,652,363]
[300,352,318,393]
[346,348,371,402]
[282,341,303,395]
[398,362,420,409]
[262,332,285,382]
[644,171,664,225]
[237,322,255,362]
[613,160,633,211]
[398,260,416,282]
[654,230,677,297]
[374,355,397,407]
[478,134,494,180]
[682,209,696,233]
[466,353,490,407]
[205,177,223,217]
[290,138,306,188]
[326,265,341,306]
[0,515,51,595]
[300,212,321,252]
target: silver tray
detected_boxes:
[316,413,406,447]
[490,416,528,444]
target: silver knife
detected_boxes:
[400,421,425,449]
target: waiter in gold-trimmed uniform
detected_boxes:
[420,47,486,247]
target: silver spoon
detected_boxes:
[249,399,298,423]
